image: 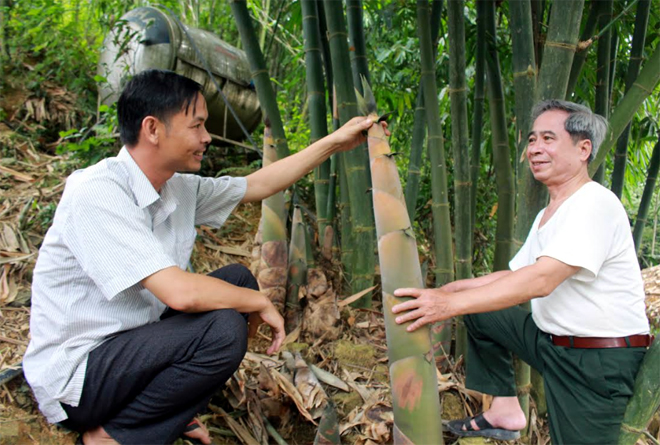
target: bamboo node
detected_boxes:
[304,47,322,54]
[407,168,421,175]
[545,41,577,52]
[633,82,654,95]
[347,166,365,174]
[353,225,374,233]
[454,180,472,186]
[447,87,468,93]
[252,68,270,76]
[328,31,349,40]
[516,384,532,395]
[576,38,593,52]
[315,179,330,185]
[433,268,453,274]
[620,423,647,434]
[431,202,450,208]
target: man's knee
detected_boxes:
[206,309,248,369]
[208,263,259,291]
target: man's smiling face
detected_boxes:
[526,109,592,186]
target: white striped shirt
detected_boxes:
[23,147,247,423]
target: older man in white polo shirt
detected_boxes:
[392,100,651,444]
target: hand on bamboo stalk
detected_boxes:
[327,116,390,153]
[248,301,286,355]
[391,287,453,332]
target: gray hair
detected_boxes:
[531,100,609,163]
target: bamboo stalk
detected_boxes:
[470,0,486,245]
[357,79,443,445]
[566,1,599,98]
[447,0,471,362]
[322,0,375,306]
[313,401,341,445]
[257,125,288,312]
[536,0,585,101]
[230,0,290,160]
[346,0,370,92]
[589,44,660,176]
[405,0,443,221]
[611,0,650,198]
[484,0,515,272]
[633,137,660,254]
[508,0,538,435]
[302,0,331,247]
[618,338,660,444]
[593,0,613,186]
[416,0,454,288]
[286,206,307,332]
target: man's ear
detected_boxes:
[579,139,592,162]
[142,116,161,145]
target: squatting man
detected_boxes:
[392,99,652,444]
[23,69,386,445]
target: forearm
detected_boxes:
[142,267,269,313]
[243,137,337,203]
[449,260,571,316]
[442,269,512,292]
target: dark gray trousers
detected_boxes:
[60,264,257,444]
[465,306,646,445]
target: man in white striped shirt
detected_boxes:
[24,70,379,445]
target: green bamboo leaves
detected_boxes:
[357,79,443,445]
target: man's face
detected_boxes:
[526,109,591,186]
[158,92,211,173]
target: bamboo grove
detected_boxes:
[225,0,660,442]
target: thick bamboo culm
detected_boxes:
[230,0,290,161]
[357,79,443,445]
[633,137,660,253]
[257,126,288,312]
[301,0,331,248]
[322,0,375,305]
[610,0,651,198]
[484,0,515,272]
[285,206,307,332]
[447,0,471,360]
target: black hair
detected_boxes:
[117,69,203,147]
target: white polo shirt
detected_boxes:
[509,181,649,337]
[23,147,246,423]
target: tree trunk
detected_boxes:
[358,80,444,445]
[610,0,650,198]
[633,137,660,254]
[484,0,515,272]
[322,0,376,306]
[230,0,290,161]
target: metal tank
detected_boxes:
[98,7,261,143]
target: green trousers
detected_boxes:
[464,306,646,445]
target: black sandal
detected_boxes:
[445,413,521,440]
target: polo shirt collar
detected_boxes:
[117,147,161,209]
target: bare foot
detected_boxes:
[81,426,119,445]
[184,418,211,445]
[468,396,527,431]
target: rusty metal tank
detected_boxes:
[97,7,261,143]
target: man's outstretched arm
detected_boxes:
[392,256,580,332]
[241,117,378,203]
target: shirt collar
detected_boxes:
[117,147,161,209]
